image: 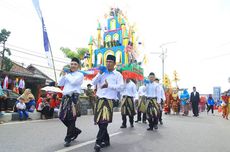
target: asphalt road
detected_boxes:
[0,112,229,152]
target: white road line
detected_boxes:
[0,119,58,126]
[55,131,122,152]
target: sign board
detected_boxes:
[213,87,221,101]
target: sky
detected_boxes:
[0,0,230,94]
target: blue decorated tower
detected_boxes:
[91,8,135,67]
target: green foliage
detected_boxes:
[0,29,11,43]
[2,57,13,71]
[0,29,11,70]
[60,47,89,60]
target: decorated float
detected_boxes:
[83,8,144,81]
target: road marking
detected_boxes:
[55,131,122,152]
[0,119,58,126]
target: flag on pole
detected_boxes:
[32,0,53,67]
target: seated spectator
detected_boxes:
[16,96,29,121]
[37,94,47,112]
[40,98,53,119]
[36,93,47,111]
[50,93,60,114]
[18,89,36,112]
[0,85,8,115]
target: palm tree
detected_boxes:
[60,47,89,68]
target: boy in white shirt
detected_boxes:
[16,97,29,120]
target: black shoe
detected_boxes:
[64,141,71,147]
[71,129,82,141]
[130,124,134,128]
[94,144,101,152]
[142,121,147,124]
[135,120,139,123]
[101,142,110,148]
[160,121,163,125]
[153,125,158,130]
[120,125,127,128]
[147,128,153,131]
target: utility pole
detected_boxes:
[159,47,167,81]
[149,41,176,81]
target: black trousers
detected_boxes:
[122,115,134,126]
[136,111,146,122]
[207,105,214,114]
[96,123,110,146]
[159,109,162,122]
[192,102,199,116]
[61,118,79,142]
[41,107,54,119]
[148,117,158,129]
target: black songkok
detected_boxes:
[106,55,116,62]
[71,57,80,64]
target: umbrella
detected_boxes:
[41,86,63,93]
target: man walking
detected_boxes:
[92,55,123,152]
[190,86,200,117]
[135,83,147,123]
[58,57,84,147]
[155,78,165,125]
[145,72,161,130]
[120,78,137,128]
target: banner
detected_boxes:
[32,0,53,67]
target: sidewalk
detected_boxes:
[0,111,43,123]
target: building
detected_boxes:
[0,57,53,99]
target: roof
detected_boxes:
[27,64,54,82]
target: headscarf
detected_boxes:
[18,89,35,103]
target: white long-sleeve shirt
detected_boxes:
[58,71,84,95]
[16,102,26,110]
[92,70,124,100]
[138,85,146,97]
[145,82,161,103]
[121,80,137,98]
[159,84,166,102]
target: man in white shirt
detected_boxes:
[145,72,161,130]
[135,83,147,123]
[155,78,166,125]
[120,78,137,128]
[92,55,123,152]
[58,57,84,147]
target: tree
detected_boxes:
[0,29,12,71]
[60,47,89,68]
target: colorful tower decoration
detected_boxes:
[172,70,180,88]
[97,22,102,48]
[88,36,93,69]
[92,8,139,67]
[86,8,144,80]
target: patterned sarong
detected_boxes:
[121,96,136,116]
[146,97,160,119]
[137,96,146,113]
[59,93,80,121]
[94,98,114,124]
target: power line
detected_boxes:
[31,63,62,72]
[7,43,70,61]
[6,47,69,64]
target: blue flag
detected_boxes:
[32,0,52,67]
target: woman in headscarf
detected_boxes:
[18,88,36,112]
